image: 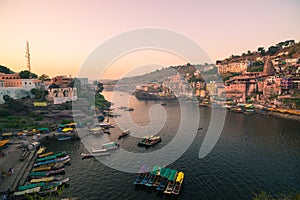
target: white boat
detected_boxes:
[91,148,107,154]
[81,152,110,159]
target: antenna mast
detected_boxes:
[25,41,31,79]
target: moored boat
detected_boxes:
[57,136,72,141]
[152,167,166,188]
[38,152,53,158]
[37,146,46,155]
[164,169,178,194]
[118,129,130,139]
[14,187,41,196]
[36,151,67,162]
[156,168,171,191]
[91,148,107,154]
[133,165,147,185]
[172,172,184,195]
[145,166,160,186]
[32,166,52,172]
[34,155,70,167]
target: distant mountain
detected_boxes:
[0,65,14,74]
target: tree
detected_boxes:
[0,65,14,74]
[267,46,278,55]
[247,50,251,54]
[257,47,265,56]
[38,74,50,82]
[30,88,49,100]
[19,70,38,79]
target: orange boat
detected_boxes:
[0,140,9,147]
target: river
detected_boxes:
[44,91,300,200]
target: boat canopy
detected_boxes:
[168,170,178,181]
[103,142,118,147]
[163,168,171,178]
[14,187,41,196]
[175,172,184,183]
[150,166,159,175]
[18,183,45,191]
[139,165,147,173]
[158,167,166,176]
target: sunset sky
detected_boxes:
[0,0,299,79]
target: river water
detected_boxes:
[44,91,300,200]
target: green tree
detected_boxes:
[38,74,50,82]
[0,65,14,74]
[30,88,49,100]
[19,70,38,79]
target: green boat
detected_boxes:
[36,151,67,162]
[164,169,178,194]
[153,167,166,187]
[18,182,46,191]
[29,171,47,177]
[156,168,171,191]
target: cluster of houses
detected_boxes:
[0,73,89,104]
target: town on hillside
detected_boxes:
[133,40,300,112]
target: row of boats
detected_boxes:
[14,147,70,198]
[81,142,120,159]
[133,165,184,195]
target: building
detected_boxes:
[217,60,250,74]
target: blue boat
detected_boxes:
[133,165,147,185]
[57,136,72,141]
[145,166,160,186]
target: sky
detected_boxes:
[0,0,299,79]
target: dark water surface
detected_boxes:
[44,91,300,200]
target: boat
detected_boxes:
[81,152,110,159]
[145,166,160,186]
[37,146,46,155]
[38,152,53,158]
[156,168,171,191]
[161,103,167,106]
[107,112,121,117]
[30,176,63,183]
[36,151,67,162]
[118,129,130,139]
[46,168,65,176]
[14,187,41,196]
[141,172,151,185]
[34,155,70,167]
[172,172,184,195]
[152,167,166,187]
[0,139,9,148]
[99,123,115,128]
[57,136,72,141]
[103,142,119,150]
[164,169,178,194]
[138,135,161,147]
[91,148,107,154]
[133,165,147,185]
[32,166,52,172]
[18,183,45,191]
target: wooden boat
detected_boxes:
[118,129,130,139]
[14,187,41,196]
[172,172,184,195]
[156,168,171,191]
[30,176,62,183]
[34,155,70,167]
[145,166,160,186]
[32,166,52,172]
[36,151,67,162]
[138,135,161,147]
[18,183,45,191]
[153,167,166,188]
[133,165,147,185]
[81,152,110,159]
[28,171,47,178]
[0,139,9,148]
[37,146,46,155]
[164,169,178,194]
[38,152,53,158]
[103,142,119,150]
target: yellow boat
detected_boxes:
[37,147,46,155]
[2,132,13,137]
[172,172,184,195]
[38,152,53,158]
[32,166,51,172]
[0,140,9,147]
[30,177,54,183]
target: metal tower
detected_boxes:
[25,41,31,78]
